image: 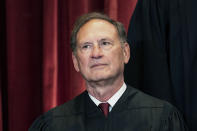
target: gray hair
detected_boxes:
[70,12,127,52]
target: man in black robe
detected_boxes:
[29,12,188,131]
[125,0,197,130]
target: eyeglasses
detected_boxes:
[77,39,114,53]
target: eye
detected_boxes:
[99,40,113,50]
[82,44,91,49]
[80,43,93,51]
[101,41,111,46]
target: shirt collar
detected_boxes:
[88,83,127,110]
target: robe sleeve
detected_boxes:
[28,114,50,131]
[159,104,188,131]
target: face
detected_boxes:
[72,19,130,82]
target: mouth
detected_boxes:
[90,63,108,68]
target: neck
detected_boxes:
[86,75,124,102]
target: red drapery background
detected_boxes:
[0,0,137,131]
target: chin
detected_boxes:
[88,74,114,82]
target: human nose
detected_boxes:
[91,44,103,59]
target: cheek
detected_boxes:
[111,49,124,63]
[78,57,89,70]
[106,50,124,71]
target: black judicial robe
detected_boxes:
[125,0,197,130]
[29,86,187,131]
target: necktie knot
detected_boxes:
[99,103,110,117]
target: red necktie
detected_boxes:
[99,103,110,117]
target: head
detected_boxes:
[71,12,127,53]
[71,12,130,84]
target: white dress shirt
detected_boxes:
[88,83,127,112]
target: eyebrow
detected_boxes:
[97,38,114,43]
[78,38,114,45]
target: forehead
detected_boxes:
[76,19,118,43]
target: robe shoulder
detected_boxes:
[28,91,86,131]
[126,86,188,130]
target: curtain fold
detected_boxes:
[105,0,118,20]
[0,89,3,131]
[0,0,7,130]
[42,0,58,112]
[5,0,44,130]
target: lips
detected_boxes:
[90,63,107,68]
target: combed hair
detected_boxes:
[70,12,127,52]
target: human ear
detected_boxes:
[72,53,80,72]
[123,43,130,64]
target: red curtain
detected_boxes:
[0,0,137,131]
